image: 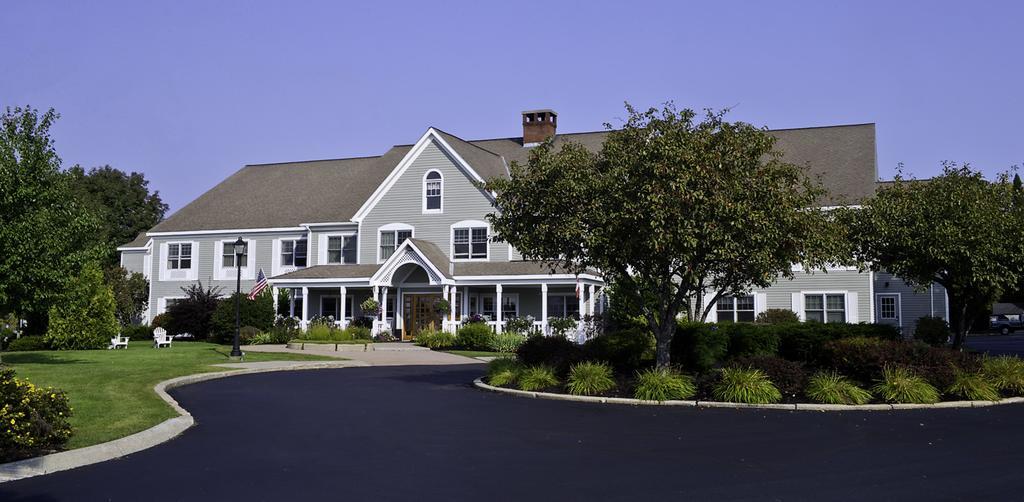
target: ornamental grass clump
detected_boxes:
[713,367,782,404]
[566,362,616,396]
[982,356,1024,396]
[487,358,521,387]
[805,371,873,405]
[488,332,526,353]
[415,330,456,349]
[633,368,696,402]
[517,366,560,391]
[947,368,1000,402]
[872,365,940,404]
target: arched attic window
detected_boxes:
[423,170,443,213]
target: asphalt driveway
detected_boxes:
[2,364,1022,501]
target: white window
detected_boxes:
[221,240,247,268]
[548,294,581,318]
[327,235,357,264]
[878,295,898,320]
[281,238,307,267]
[451,221,489,260]
[470,294,497,320]
[805,293,846,323]
[423,170,442,213]
[167,243,192,270]
[379,228,413,261]
[717,295,755,323]
[501,294,519,319]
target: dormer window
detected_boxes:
[423,170,442,213]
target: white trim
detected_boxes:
[158,241,199,282]
[147,226,305,237]
[212,238,255,281]
[449,220,490,262]
[317,232,357,266]
[351,128,495,223]
[375,223,415,264]
[272,235,308,277]
[301,221,358,228]
[370,238,453,287]
[422,169,444,214]
[868,270,875,324]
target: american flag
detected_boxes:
[248,268,268,300]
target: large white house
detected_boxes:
[118,110,947,339]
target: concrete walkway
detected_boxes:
[242,343,483,366]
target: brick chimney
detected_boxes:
[522,109,557,145]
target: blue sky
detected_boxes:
[3,1,1021,212]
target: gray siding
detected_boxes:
[874,271,948,336]
[359,140,508,264]
[120,251,146,275]
[763,269,872,323]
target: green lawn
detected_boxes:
[3,341,335,449]
[443,350,515,359]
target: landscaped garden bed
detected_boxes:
[480,319,1024,409]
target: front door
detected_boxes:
[402,294,443,341]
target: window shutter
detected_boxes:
[791,293,804,321]
[754,293,767,316]
[846,293,859,323]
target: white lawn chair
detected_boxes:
[108,334,129,350]
[153,327,173,348]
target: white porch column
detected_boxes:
[372,285,380,334]
[396,286,403,332]
[339,286,347,329]
[495,284,503,333]
[462,286,469,320]
[381,287,389,332]
[301,286,309,329]
[449,285,457,329]
[587,284,596,317]
[577,287,586,320]
[289,288,296,317]
[541,283,549,336]
[442,285,450,331]
[271,286,279,315]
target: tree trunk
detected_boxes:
[653,317,676,369]
[948,295,969,350]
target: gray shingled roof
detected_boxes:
[120,232,151,248]
[271,264,382,280]
[406,238,453,279]
[453,261,589,276]
[470,124,878,206]
[130,121,876,242]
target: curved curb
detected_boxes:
[0,361,362,484]
[473,378,1024,411]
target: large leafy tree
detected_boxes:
[486,104,839,367]
[851,163,1024,349]
[0,106,102,333]
[68,165,168,267]
[44,263,119,350]
[104,266,150,326]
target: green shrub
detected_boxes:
[210,291,275,344]
[349,326,372,340]
[151,313,170,329]
[487,358,522,387]
[7,336,49,352]
[488,332,526,353]
[727,356,805,399]
[819,336,979,389]
[633,368,696,401]
[727,323,780,358]
[583,328,655,373]
[415,330,457,349]
[947,369,1000,401]
[982,356,1024,396]
[515,335,584,376]
[269,315,300,343]
[713,367,782,404]
[0,368,73,462]
[805,371,873,405]
[456,323,495,351]
[164,281,222,339]
[299,324,357,342]
[566,362,616,396]
[872,366,940,404]
[44,263,119,350]
[248,332,274,345]
[914,317,950,347]
[775,322,901,362]
[504,316,535,335]
[755,309,800,324]
[671,322,729,372]
[548,316,579,338]
[120,324,153,341]
[517,366,560,391]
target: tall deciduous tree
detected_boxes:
[851,163,1024,349]
[0,106,102,333]
[68,165,168,267]
[45,263,119,350]
[486,104,838,367]
[104,266,150,326]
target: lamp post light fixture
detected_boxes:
[231,237,246,358]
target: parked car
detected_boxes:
[990,314,1023,335]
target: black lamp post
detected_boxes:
[230,237,246,357]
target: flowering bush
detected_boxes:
[464,313,488,324]
[433,299,451,316]
[360,299,381,317]
[374,331,397,342]
[548,317,579,338]
[504,316,535,335]
[0,367,73,462]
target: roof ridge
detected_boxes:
[431,127,505,158]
